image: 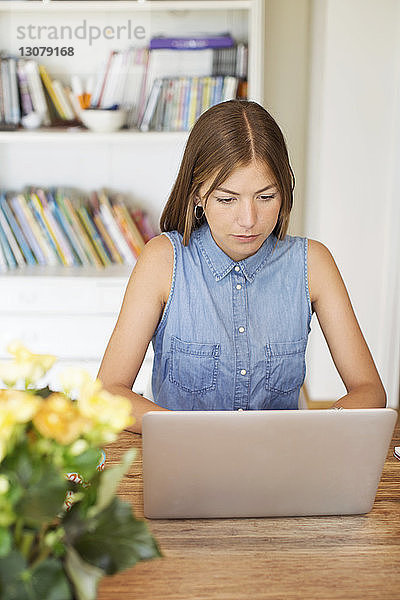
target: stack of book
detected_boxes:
[0,188,156,271]
[0,54,79,129]
[0,32,247,132]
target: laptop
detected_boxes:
[142,408,397,519]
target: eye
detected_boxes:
[215,197,235,204]
[259,194,276,201]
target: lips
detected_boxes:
[232,234,259,240]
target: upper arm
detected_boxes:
[307,239,383,393]
[97,234,173,389]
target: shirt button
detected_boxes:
[236,284,242,290]
[238,326,245,333]
[240,369,247,375]
[234,266,240,272]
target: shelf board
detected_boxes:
[0,264,132,279]
[0,1,251,13]
[0,127,189,143]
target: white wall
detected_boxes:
[305,0,400,407]
[264,0,311,236]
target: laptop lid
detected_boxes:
[142,408,397,519]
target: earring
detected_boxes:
[194,204,204,221]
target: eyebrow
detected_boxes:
[215,184,277,195]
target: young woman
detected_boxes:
[97,100,386,434]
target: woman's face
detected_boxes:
[198,160,282,262]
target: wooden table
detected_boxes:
[98,412,400,600]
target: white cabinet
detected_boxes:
[0,1,265,389]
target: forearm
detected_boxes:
[331,382,387,409]
[102,383,169,434]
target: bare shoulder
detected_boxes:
[127,233,173,304]
[307,239,342,305]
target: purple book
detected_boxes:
[150,33,234,50]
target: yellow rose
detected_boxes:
[77,380,134,434]
[58,367,92,396]
[33,393,91,445]
[4,341,57,386]
[0,390,42,424]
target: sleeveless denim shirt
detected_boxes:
[151,222,312,411]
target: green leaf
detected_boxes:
[0,527,12,557]
[33,386,53,399]
[18,465,68,527]
[64,448,103,482]
[64,545,104,600]
[0,549,30,600]
[88,448,136,518]
[31,558,72,600]
[73,498,162,575]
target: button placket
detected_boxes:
[231,266,250,410]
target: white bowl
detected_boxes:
[80,109,126,133]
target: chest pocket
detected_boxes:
[169,336,220,394]
[265,338,307,394]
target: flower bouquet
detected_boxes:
[0,342,161,600]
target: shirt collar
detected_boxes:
[194,222,277,283]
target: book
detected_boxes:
[36,189,76,266]
[62,195,101,267]
[112,199,145,256]
[24,60,51,126]
[0,194,35,265]
[0,201,25,267]
[1,59,12,124]
[8,57,21,125]
[10,195,46,265]
[16,59,34,117]
[150,33,235,50]
[98,192,136,264]
[130,208,156,243]
[55,191,91,266]
[39,64,66,120]
[28,191,61,266]
[77,205,112,267]
[0,216,17,269]
[87,192,123,264]
[52,80,75,121]
[139,78,162,132]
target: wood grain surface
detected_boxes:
[98,412,400,600]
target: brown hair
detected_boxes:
[160,100,295,245]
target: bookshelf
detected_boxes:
[0,0,265,391]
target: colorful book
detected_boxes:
[98,192,136,264]
[77,205,111,267]
[0,194,35,265]
[0,218,17,269]
[53,190,90,266]
[10,195,46,265]
[62,195,101,267]
[130,208,156,243]
[0,202,25,267]
[112,200,145,256]
[28,192,61,266]
[87,192,123,264]
[39,189,78,266]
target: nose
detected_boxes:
[236,199,257,229]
